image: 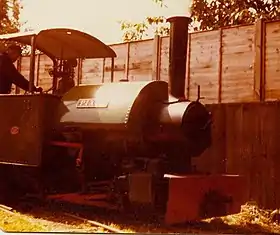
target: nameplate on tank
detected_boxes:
[76,98,109,108]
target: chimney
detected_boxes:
[167,16,192,99]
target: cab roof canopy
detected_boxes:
[0,28,117,60]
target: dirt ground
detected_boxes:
[0,209,117,233]
[1,202,280,234]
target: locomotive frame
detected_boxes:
[0,17,248,225]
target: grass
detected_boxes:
[0,210,48,232]
[0,209,112,233]
[0,202,280,233]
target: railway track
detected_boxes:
[0,203,126,233]
[0,195,278,234]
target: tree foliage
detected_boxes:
[0,0,22,34]
[120,0,280,42]
[0,0,23,52]
[120,16,169,42]
[119,0,170,42]
[191,0,280,30]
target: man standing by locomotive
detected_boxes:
[0,45,42,94]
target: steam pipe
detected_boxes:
[167,16,192,99]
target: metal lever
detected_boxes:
[196,85,205,101]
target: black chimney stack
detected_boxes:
[167,16,192,99]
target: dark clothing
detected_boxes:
[0,52,35,94]
[56,78,75,96]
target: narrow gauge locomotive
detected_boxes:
[0,16,247,225]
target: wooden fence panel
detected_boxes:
[81,59,103,84]
[193,104,226,174]
[200,102,280,208]
[129,39,153,81]
[221,26,255,103]
[104,43,127,82]
[14,19,280,103]
[265,21,280,100]
[36,54,53,91]
[188,31,220,103]
[159,36,169,82]
[258,102,280,208]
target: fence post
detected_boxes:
[186,34,191,99]
[152,35,161,81]
[124,42,130,80]
[218,28,223,103]
[254,18,266,102]
[101,58,105,83]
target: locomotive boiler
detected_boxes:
[48,16,211,186]
[0,16,247,225]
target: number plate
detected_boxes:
[76,98,109,108]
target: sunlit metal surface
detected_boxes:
[160,101,191,126]
[59,81,168,128]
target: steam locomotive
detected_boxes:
[0,16,246,225]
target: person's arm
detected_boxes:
[4,57,37,91]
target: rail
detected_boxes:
[0,203,125,233]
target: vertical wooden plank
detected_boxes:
[259,102,280,208]
[272,102,280,208]
[255,102,276,208]
[244,103,262,205]
[124,42,130,80]
[225,103,244,175]
[111,58,114,83]
[218,28,223,103]
[254,18,265,101]
[186,34,191,99]
[152,35,160,81]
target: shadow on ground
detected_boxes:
[4,198,278,235]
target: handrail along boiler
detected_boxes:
[0,17,247,224]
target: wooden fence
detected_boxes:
[14,19,280,104]
[193,101,280,209]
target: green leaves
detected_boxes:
[0,0,21,34]
[191,0,280,30]
[120,16,170,42]
[120,16,169,42]
[120,0,280,41]
[119,0,169,42]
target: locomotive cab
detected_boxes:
[0,28,117,166]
